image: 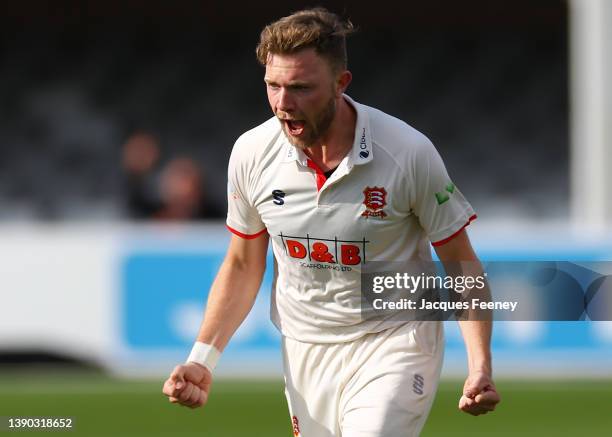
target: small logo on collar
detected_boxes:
[358,128,369,159]
[361,186,387,218]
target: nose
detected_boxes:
[276,88,295,113]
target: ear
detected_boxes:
[335,70,352,97]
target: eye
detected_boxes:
[267,83,280,91]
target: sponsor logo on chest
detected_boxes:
[278,232,369,267]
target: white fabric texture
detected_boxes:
[282,321,444,437]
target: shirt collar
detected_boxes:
[344,94,373,166]
[281,94,373,166]
[282,137,308,164]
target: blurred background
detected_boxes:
[1,0,611,436]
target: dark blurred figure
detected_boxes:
[122,131,162,218]
[122,131,223,220]
[155,157,223,221]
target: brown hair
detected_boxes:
[256,7,355,72]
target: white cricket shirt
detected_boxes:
[226,95,476,343]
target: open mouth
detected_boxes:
[285,120,305,136]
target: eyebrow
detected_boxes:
[264,78,311,87]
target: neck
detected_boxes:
[304,96,356,172]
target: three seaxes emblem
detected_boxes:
[361,186,387,218]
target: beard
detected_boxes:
[280,97,336,149]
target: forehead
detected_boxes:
[264,48,332,82]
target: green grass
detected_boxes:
[0,372,610,436]
[425,380,612,437]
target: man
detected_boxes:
[163,7,500,436]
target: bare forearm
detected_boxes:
[454,263,493,375]
[456,263,493,375]
[458,320,492,375]
[433,219,500,414]
[434,231,494,375]
[196,247,266,351]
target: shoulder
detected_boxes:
[230,116,284,166]
[361,103,439,168]
[233,116,282,151]
[366,104,434,152]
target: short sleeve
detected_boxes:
[226,139,267,239]
[410,139,476,246]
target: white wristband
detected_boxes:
[186,342,221,373]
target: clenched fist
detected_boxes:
[458,371,501,416]
[162,362,213,408]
